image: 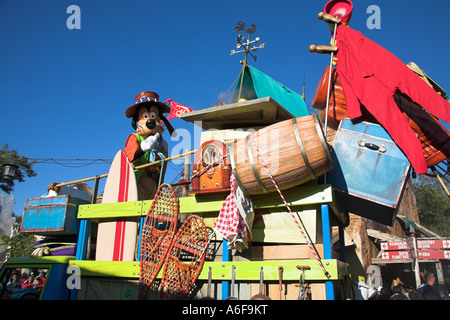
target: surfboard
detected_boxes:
[95,150,139,261]
[160,215,209,300]
[139,183,178,300]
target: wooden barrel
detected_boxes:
[229,115,333,195]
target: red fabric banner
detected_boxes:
[164,99,193,120]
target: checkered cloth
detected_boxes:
[213,173,253,252]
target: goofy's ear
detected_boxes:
[131,118,137,130]
[160,114,176,137]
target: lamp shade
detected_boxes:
[2,164,19,181]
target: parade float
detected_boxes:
[1,0,449,300]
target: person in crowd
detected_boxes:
[19,273,28,283]
[368,286,389,300]
[21,275,35,289]
[390,284,409,300]
[6,273,23,295]
[39,271,46,281]
[417,272,443,300]
[32,277,44,291]
[408,287,425,300]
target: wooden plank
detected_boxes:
[251,206,317,244]
[69,259,347,281]
[252,229,312,244]
[183,98,280,119]
[78,201,143,219]
[77,184,334,219]
[252,185,333,209]
[372,258,441,264]
[205,259,342,281]
[252,244,324,260]
[69,260,139,278]
[263,105,277,121]
[183,209,318,245]
[179,97,294,130]
[4,256,74,266]
[180,97,294,124]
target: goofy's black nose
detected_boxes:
[146,119,156,130]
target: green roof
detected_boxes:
[232,65,309,117]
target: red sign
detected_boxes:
[381,239,450,251]
[418,250,450,260]
[417,239,450,249]
[381,251,412,260]
[380,241,409,251]
[381,250,450,260]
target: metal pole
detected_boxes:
[71,175,100,300]
[321,204,334,300]
[182,149,191,197]
[323,19,338,140]
[338,225,346,262]
[222,239,230,299]
[75,175,99,260]
[436,261,445,286]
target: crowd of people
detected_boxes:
[2,268,46,300]
[1,266,447,300]
[368,272,447,300]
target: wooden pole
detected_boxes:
[54,149,198,188]
[412,234,422,288]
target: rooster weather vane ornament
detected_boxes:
[230,21,265,65]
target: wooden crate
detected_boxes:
[22,195,90,235]
[327,118,411,225]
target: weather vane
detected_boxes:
[230,21,265,66]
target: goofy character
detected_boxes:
[124,91,175,200]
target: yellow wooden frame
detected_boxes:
[68,259,348,281]
[78,184,340,220]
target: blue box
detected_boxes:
[21,195,90,235]
[327,118,411,225]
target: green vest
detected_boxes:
[133,133,167,181]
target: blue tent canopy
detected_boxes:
[231,65,309,117]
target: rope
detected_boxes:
[214,68,243,106]
[249,133,331,279]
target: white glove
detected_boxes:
[140,133,160,152]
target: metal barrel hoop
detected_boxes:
[246,134,269,194]
[292,118,316,180]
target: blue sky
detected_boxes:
[1,0,450,215]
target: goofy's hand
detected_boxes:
[140,133,160,152]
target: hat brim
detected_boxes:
[125,100,171,118]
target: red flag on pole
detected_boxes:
[164,99,193,120]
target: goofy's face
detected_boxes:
[135,105,165,138]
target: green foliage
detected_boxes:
[0,233,35,259]
[0,216,35,259]
[412,175,450,237]
[0,143,37,193]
